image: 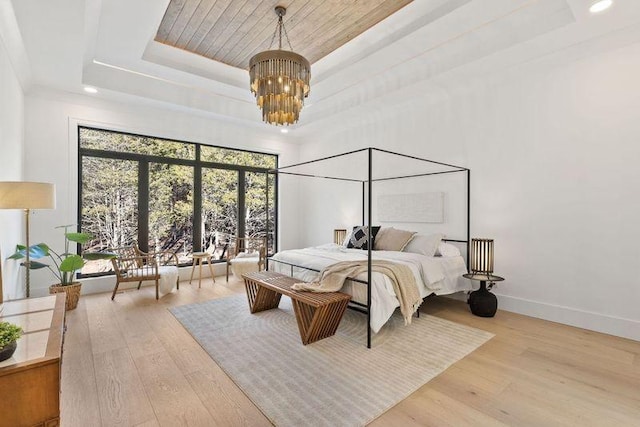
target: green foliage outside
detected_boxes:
[79,127,276,273]
[82,157,138,250]
[80,127,195,160]
[149,163,193,255]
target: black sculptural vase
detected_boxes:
[463,274,504,317]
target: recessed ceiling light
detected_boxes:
[84,86,98,94]
[589,0,613,14]
[280,128,289,134]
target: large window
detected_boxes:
[78,127,277,276]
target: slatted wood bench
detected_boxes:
[242,271,351,345]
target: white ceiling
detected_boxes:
[3,0,640,136]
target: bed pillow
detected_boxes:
[402,233,443,256]
[342,231,352,246]
[435,241,461,257]
[374,227,416,251]
[346,226,380,250]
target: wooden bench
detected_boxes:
[242,271,351,345]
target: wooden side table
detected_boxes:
[463,273,505,317]
[190,252,216,288]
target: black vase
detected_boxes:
[0,341,17,362]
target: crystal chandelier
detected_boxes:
[249,6,310,126]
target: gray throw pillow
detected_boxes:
[347,226,380,250]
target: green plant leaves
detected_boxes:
[0,322,23,349]
[8,243,50,260]
[65,232,92,244]
[83,252,117,260]
[22,260,49,269]
[7,251,24,260]
[7,226,113,283]
[59,255,85,272]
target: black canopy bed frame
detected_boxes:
[264,147,470,348]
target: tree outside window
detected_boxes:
[78,127,277,276]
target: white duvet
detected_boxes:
[270,244,472,333]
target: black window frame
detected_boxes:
[77,125,278,278]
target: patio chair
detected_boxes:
[110,245,179,300]
[225,237,267,281]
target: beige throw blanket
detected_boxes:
[291,260,421,325]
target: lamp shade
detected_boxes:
[334,229,347,245]
[0,182,56,209]
[470,238,494,274]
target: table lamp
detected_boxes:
[0,182,56,298]
[464,238,504,317]
[334,229,347,245]
[470,238,494,277]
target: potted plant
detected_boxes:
[0,321,23,362]
[9,225,115,310]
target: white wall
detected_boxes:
[0,31,25,300]
[23,89,300,296]
[297,41,640,341]
[292,150,468,247]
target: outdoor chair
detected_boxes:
[110,245,179,300]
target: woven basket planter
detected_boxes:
[49,282,82,311]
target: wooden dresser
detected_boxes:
[0,293,66,427]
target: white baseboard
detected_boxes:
[442,291,467,302]
[442,292,639,342]
[29,273,640,343]
[497,293,640,342]
[28,264,229,298]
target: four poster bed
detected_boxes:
[265,148,471,348]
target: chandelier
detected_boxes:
[249,6,310,126]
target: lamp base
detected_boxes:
[467,281,497,317]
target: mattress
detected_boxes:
[270,244,472,333]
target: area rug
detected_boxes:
[170,295,493,427]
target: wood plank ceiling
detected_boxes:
[155,0,413,70]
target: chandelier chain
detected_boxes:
[268,21,278,49]
[267,14,294,51]
[281,17,294,51]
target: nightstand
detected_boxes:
[462,273,505,317]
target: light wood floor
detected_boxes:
[61,277,640,426]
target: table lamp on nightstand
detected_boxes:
[463,238,504,317]
[334,229,347,245]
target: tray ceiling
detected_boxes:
[9,0,640,132]
[155,0,413,70]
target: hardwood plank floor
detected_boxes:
[61,277,640,426]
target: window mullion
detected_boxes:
[138,160,149,253]
[194,145,202,252]
[238,170,246,240]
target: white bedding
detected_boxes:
[270,244,472,333]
